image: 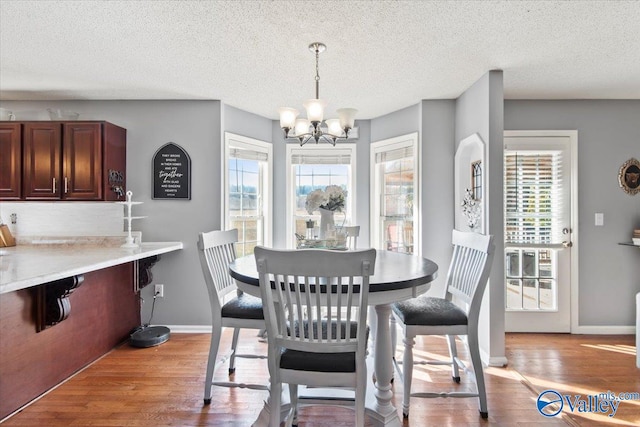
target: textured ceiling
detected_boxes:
[1,1,639,119]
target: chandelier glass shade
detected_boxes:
[279,42,357,146]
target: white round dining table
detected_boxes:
[229,249,438,427]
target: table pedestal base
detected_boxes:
[250,303,402,427]
[251,380,401,427]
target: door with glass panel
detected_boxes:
[504,131,575,332]
[371,133,419,256]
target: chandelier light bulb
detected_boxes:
[278,107,299,129]
[325,118,343,136]
[294,118,310,137]
[337,108,358,129]
[303,99,327,123]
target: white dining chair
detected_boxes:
[197,229,268,405]
[255,246,376,427]
[391,230,495,419]
[343,225,360,250]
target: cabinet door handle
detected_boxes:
[52,177,57,193]
[64,177,69,194]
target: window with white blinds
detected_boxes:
[370,133,419,256]
[224,133,272,256]
[504,150,564,245]
[286,144,356,248]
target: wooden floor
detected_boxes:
[2,332,638,426]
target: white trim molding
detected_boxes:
[223,132,273,248]
[504,130,579,333]
[285,143,357,248]
[370,132,421,256]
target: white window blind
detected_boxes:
[229,147,269,162]
[225,132,273,255]
[375,146,413,163]
[504,151,564,244]
[290,149,351,165]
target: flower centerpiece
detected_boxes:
[305,185,347,239]
[305,185,347,214]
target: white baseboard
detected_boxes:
[480,347,508,367]
[153,325,212,333]
[157,324,636,338]
[571,325,635,335]
[487,356,509,367]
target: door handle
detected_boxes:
[562,240,573,248]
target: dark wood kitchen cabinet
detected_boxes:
[22,122,62,199]
[0,121,126,201]
[0,123,22,199]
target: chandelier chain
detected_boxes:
[315,46,320,99]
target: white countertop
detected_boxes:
[0,241,183,294]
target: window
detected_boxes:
[471,160,482,200]
[504,149,564,310]
[223,133,272,256]
[286,144,356,248]
[504,151,563,245]
[371,133,420,255]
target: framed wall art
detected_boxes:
[152,142,191,200]
[618,157,640,195]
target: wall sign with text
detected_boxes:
[152,142,191,200]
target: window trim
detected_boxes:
[370,132,421,256]
[223,132,273,248]
[285,143,357,248]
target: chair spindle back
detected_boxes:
[255,247,376,354]
[198,229,239,310]
[444,230,495,317]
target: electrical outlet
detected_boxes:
[154,284,164,298]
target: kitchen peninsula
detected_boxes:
[0,239,183,420]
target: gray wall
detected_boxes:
[455,71,506,364]
[4,97,638,333]
[2,100,223,326]
[370,104,420,141]
[223,104,272,142]
[505,100,640,327]
[271,122,288,249]
[353,121,372,248]
[420,100,456,295]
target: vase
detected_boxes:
[318,208,335,239]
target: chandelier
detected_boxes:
[278,42,357,146]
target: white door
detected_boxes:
[504,131,577,333]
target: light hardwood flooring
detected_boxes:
[1,332,638,426]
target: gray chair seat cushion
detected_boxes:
[280,320,368,373]
[280,348,357,373]
[221,293,264,319]
[392,296,467,326]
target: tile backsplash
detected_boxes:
[0,202,125,237]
